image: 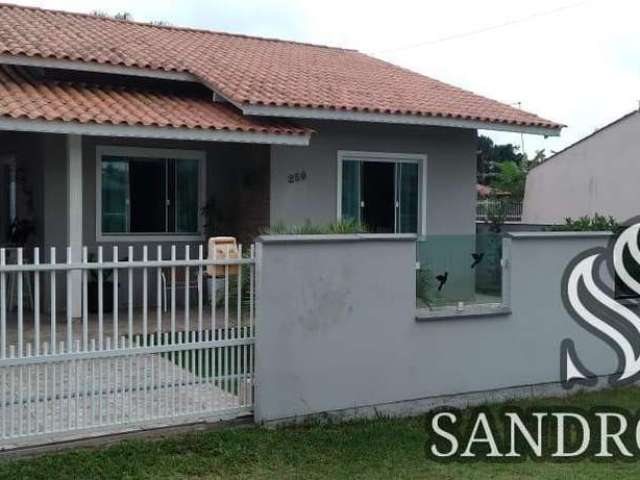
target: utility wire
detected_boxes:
[376,0,593,54]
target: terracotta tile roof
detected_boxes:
[0,3,563,131]
[0,65,309,136]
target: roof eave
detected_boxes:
[241,104,562,137]
[0,117,311,146]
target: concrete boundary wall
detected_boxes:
[254,232,617,423]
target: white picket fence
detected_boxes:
[0,244,255,448]
[476,200,523,222]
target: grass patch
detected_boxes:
[3,387,640,479]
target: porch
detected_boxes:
[0,63,311,299]
[0,63,289,448]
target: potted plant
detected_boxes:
[87,253,115,313]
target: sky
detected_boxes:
[7,0,640,157]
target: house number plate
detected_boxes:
[288,170,307,184]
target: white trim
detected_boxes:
[0,117,311,146]
[96,146,207,243]
[0,54,196,82]
[242,105,561,136]
[336,150,427,236]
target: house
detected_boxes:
[523,109,639,224]
[0,4,561,314]
[0,4,574,450]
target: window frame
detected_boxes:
[336,150,427,236]
[96,146,206,242]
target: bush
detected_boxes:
[548,214,619,232]
[261,219,367,235]
[216,252,253,310]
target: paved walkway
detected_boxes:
[0,352,249,449]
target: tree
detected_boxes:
[90,11,170,25]
[477,135,525,185]
[91,11,133,21]
[492,161,527,200]
[530,148,547,166]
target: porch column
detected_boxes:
[66,134,82,318]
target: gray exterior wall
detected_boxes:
[523,111,640,224]
[254,233,615,423]
[271,121,477,235]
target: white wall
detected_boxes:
[523,111,640,224]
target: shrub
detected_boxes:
[261,219,367,235]
[548,214,619,232]
[216,251,253,310]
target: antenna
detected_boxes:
[515,101,525,155]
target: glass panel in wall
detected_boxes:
[416,234,503,308]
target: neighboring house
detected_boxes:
[523,109,640,224]
[0,4,560,257]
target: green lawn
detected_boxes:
[3,387,640,479]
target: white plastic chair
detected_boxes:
[160,266,202,313]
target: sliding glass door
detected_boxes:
[340,154,422,234]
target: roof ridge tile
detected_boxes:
[0,2,353,52]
